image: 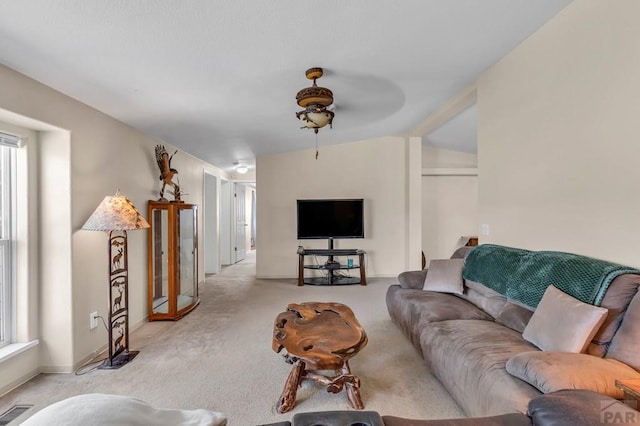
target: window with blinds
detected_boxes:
[0,132,19,347]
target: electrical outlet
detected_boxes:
[90,311,98,330]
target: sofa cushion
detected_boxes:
[381,413,531,426]
[463,273,638,340]
[420,319,541,417]
[460,280,534,333]
[606,289,640,370]
[424,259,464,294]
[386,285,493,354]
[587,274,640,357]
[506,351,640,399]
[398,270,428,290]
[450,246,473,260]
[494,303,534,334]
[522,286,607,353]
[461,280,507,319]
[528,389,640,426]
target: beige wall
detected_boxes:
[422,146,478,263]
[0,64,228,386]
[422,145,477,169]
[256,136,422,279]
[477,1,640,267]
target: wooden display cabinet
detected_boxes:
[147,201,199,320]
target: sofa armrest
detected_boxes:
[528,389,639,426]
[382,413,531,426]
[398,270,427,289]
[506,351,640,399]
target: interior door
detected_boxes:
[234,183,247,263]
[220,180,231,265]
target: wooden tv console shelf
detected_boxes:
[298,249,367,286]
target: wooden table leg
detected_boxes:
[358,253,366,286]
[342,360,364,410]
[277,359,305,413]
[298,254,304,286]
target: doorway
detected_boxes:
[233,182,247,263]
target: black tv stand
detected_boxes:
[297,247,367,286]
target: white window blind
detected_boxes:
[0,136,17,346]
[0,132,21,149]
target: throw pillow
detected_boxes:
[423,259,464,294]
[506,351,640,398]
[522,285,608,353]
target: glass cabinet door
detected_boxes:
[178,207,197,312]
[151,208,169,315]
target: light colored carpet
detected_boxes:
[0,251,463,424]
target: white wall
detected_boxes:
[422,175,478,263]
[421,146,478,263]
[477,0,640,267]
[0,63,229,385]
[203,172,219,274]
[39,130,73,372]
[245,185,255,251]
[422,145,477,169]
[256,136,422,279]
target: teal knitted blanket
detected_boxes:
[462,244,640,308]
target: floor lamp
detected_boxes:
[82,191,150,369]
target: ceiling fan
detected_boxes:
[295,67,334,134]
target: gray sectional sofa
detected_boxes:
[386,244,640,417]
[263,389,640,425]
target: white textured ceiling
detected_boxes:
[0,1,570,171]
[425,104,478,154]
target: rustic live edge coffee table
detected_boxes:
[272,302,368,414]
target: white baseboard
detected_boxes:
[39,365,75,374]
[255,275,296,280]
[0,367,40,397]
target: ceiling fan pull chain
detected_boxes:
[315,132,319,159]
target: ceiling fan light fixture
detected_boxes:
[296,106,334,132]
[296,67,334,133]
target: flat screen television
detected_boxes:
[297,199,364,240]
